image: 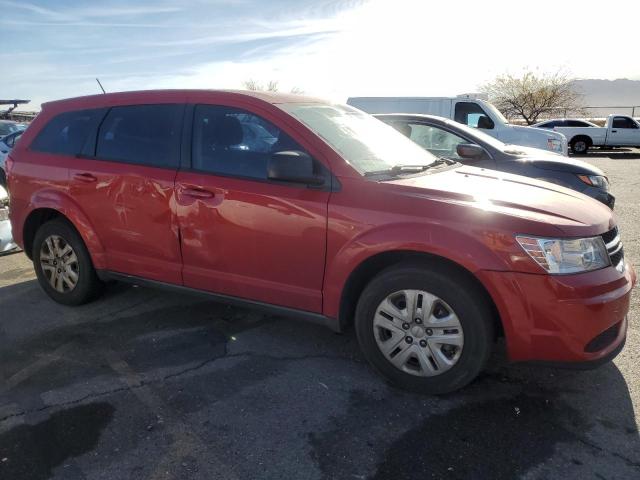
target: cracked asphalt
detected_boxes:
[1,149,639,480]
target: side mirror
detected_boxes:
[267,150,325,185]
[456,143,485,160]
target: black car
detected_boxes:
[376,114,614,209]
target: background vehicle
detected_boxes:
[0,119,23,137]
[377,114,614,208]
[534,119,599,129]
[7,90,635,394]
[552,114,640,154]
[0,185,17,253]
[347,94,569,155]
[0,130,24,187]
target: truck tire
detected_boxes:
[570,136,591,154]
[33,218,104,305]
[354,264,495,394]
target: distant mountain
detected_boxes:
[572,79,640,117]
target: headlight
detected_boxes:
[578,174,609,191]
[516,235,610,274]
[547,138,563,152]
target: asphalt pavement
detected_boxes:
[1,148,639,480]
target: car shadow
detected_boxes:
[0,280,638,479]
[571,148,640,160]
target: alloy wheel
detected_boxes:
[39,235,80,293]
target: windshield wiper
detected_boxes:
[364,158,456,177]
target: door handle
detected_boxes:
[73,172,97,183]
[181,187,214,199]
[611,130,617,133]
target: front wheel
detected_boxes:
[33,218,103,305]
[355,265,495,394]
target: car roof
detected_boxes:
[373,113,455,126]
[41,89,326,112]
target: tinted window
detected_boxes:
[97,104,184,167]
[192,105,304,179]
[567,120,590,127]
[454,102,494,129]
[31,109,103,155]
[612,116,638,129]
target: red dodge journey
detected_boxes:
[6,90,636,393]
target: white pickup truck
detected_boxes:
[553,114,640,154]
[347,95,569,155]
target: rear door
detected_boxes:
[66,103,185,284]
[175,103,330,312]
[609,116,639,146]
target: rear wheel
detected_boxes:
[33,219,103,305]
[355,265,495,394]
[570,137,591,154]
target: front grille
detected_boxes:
[601,227,624,271]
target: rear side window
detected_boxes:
[31,109,104,155]
[192,105,304,180]
[567,120,589,127]
[96,104,184,168]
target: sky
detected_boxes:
[1,0,639,111]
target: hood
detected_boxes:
[387,165,613,236]
[501,145,606,176]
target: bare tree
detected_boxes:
[242,79,303,94]
[481,71,583,125]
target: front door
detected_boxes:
[609,116,640,146]
[68,103,185,284]
[175,104,330,312]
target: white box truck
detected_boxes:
[347,94,569,155]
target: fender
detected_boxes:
[322,221,513,319]
[22,189,107,269]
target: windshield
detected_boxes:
[0,122,20,137]
[482,102,509,125]
[279,103,438,174]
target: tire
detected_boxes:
[570,137,590,154]
[355,264,495,394]
[32,218,103,305]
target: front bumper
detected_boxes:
[477,262,636,365]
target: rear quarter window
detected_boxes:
[30,109,105,156]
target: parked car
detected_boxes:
[0,120,23,138]
[0,130,24,187]
[376,114,615,208]
[7,90,635,394]
[347,95,569,155]
[0,185,18,253]
[534,119,599,129]
[551,115,640,154]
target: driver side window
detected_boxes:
[454,102,495,130]
[192,105,305,180]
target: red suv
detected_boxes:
[6,90,636,393]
